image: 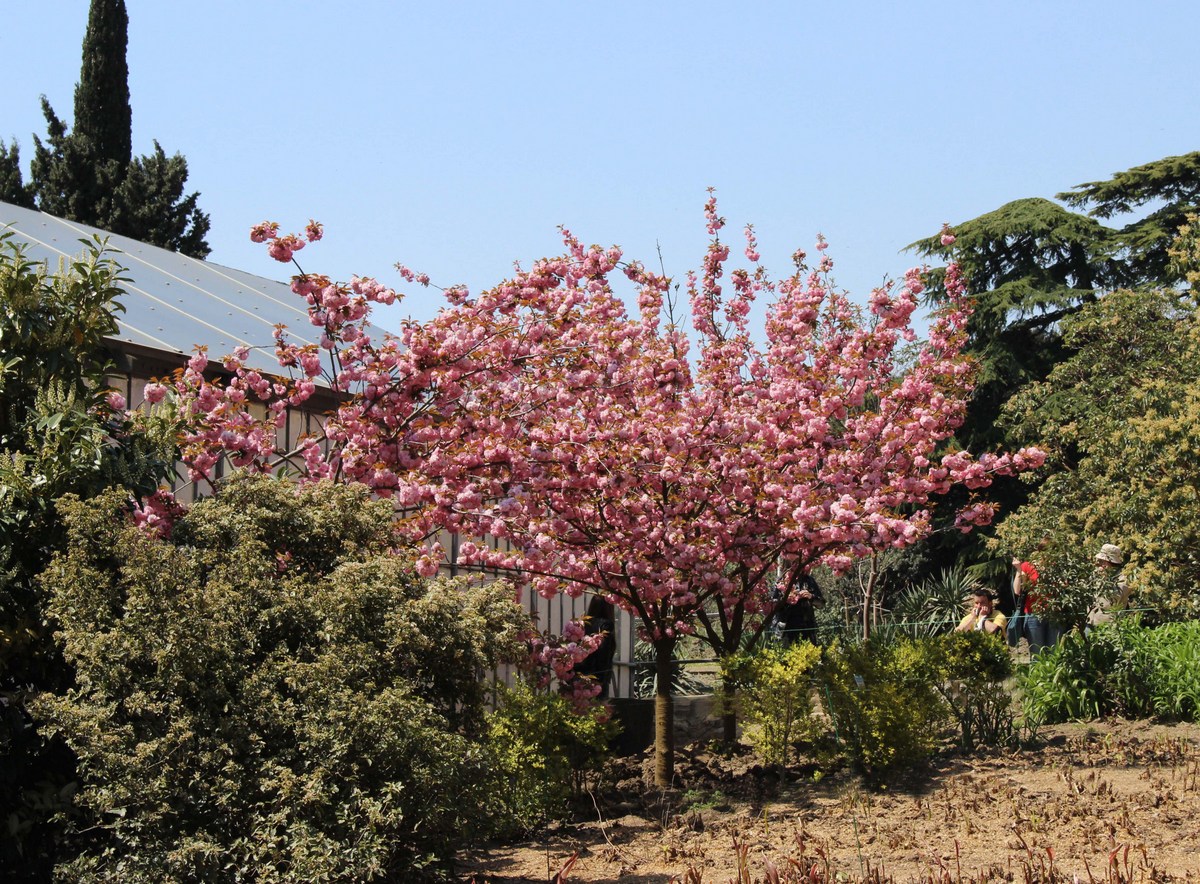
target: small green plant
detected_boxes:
[1144,621,1200,718]
[818,640,939,777]
[679,787,730,812]
[1020,628,1116,723]
[723,642,822,767]
[900,631,1015,750]
[484,681,618,835]
[1021,619,1200,725]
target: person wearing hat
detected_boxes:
[956,587,1008,635]
[1088,543,1131,627]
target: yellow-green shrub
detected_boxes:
[818,641,940,777]
[723,643,822,767]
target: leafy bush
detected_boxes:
[1,236,177,877]
[1020,619,1200,725]
[1030,553,1112,632]
[1021,629,1115,723]
[723,642,822,767]
[484,682,617,834]
[817,640,940,777]
[1141,621,1200,719]
[33,476,530,882]
[900,631,1015,750]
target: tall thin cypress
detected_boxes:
[26,0,210,257]
[73,0,132,170]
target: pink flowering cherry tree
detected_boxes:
[155,201,1042,785]
[429,198,1044,775]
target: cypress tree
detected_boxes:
[0,139,34,208]
[73,0,132,171]
[24,0,210,258]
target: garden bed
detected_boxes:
[461,719,1200,882]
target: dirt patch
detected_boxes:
[460,720,1200,882]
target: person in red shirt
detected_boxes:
[1006,556,1051,654]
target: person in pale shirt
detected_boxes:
[1088,543,1131,627]
[956,587,1007,635]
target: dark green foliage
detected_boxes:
[72,0,132,171]
[34,476,531,881]
[0,235,174,675]
[18,1,211,257]
[1059,151,1200,285]
[910,196,1116,452]
[0,234,178,680]
[0,235,176,878]
[907,154,1200,578]
[0,140,34,208]
[110,142,211,258]
[1020,619,1200,725]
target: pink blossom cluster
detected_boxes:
[519,620,606,710]
[132,489,185,538]
[154,209,1043,662]
[251,219,325,263]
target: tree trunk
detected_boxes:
[653,642,675,786]
[861,583,872,642]
[861,555,880,642]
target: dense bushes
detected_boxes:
[723,642,822,767]
[730,632,1014,777]
[484,682,617,833]
[1,237,178,877]
[901,630,1015,751]
[731,618,1200,776]
[34,476,533,882]
[817,640,944,775]
[1021,619,1200,724]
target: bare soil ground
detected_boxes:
[460,719,1200,882]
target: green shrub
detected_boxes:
[1142,621,1200,719]
[1030,553,1110,633]
[901,631,1015,750]
[1020,619,1200,725]
[1,237,178,877]
[723,642,822,767]
[484,682,617,835]
[1021,629,1115,723]
[33,476,530,882]
[817,640,939,777]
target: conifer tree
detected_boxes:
[73,0,132,171]
[15,0,212,258]
[0,140,34,208]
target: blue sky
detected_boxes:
[3,1,1198,331]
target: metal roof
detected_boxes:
[0,200,333,377]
